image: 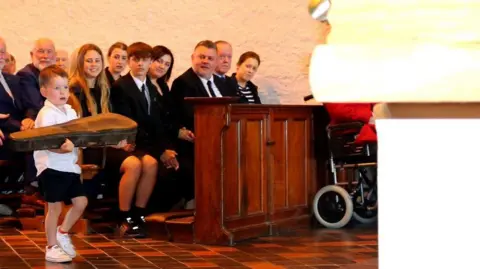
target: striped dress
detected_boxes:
[237,84,256,104]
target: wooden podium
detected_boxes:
[164,97,321,245]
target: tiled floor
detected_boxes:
[0,226,377,269]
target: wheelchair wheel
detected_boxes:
[352,186,378,224]
[313,185,353,229]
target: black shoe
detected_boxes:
[117,218,145,238]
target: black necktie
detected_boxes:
[206,80,216,97]
[141,84,150,114]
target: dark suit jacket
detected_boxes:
[170,68,238,130]
[0,73,26,134]
[16,63,44,118]
[110,73,174,155]
[230,73,262,104]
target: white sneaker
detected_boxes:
[45,245,72,263]
[185,199,195,210]
[56,227,76,258]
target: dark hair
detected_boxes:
[237,51,261,66]
[39,65,68,88]
[152,45,174,82]
[107,42,127,57]
[127,42,153,59]
[194,40,216,51]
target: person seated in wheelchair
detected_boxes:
[323,103,377,145]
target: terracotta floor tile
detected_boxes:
[0,224,377,269]
[243,262,286,268]
[182,261,217,267]
[192,251,221,256]
[135,251,167,257]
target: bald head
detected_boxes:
[31,38,56,71]
[0,37,6,70]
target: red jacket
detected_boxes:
[324,103,377,144]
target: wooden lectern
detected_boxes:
[166,97,321,245]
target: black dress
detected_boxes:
[105,67,116,88]
[72,85,133,181]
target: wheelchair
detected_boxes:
[304,95,378,228]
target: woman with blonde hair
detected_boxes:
[68,43,149,238]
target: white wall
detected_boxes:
[0,0,320,104]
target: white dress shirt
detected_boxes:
[34,100,80,176]
[198,75,222,97]
[131,73,151,113]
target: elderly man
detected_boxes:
[17,38,56,118]
[2,53,16,75]
[55,49,69,71]
[214,40,233,79]
[16,38,56,195]
[0,37,37,192]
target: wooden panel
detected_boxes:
[270,119,286,210]
[223,119,240,219]
[286,119,308,207]
[224,111,268,230]
[269,108,313,223]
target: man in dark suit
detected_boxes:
[170,40,240,210]
[0,38,37,158]
[171,40,238,131]
[0,38,39,195]
[214,40,237,90]
[16,38,56,119]
[110,42,179,237]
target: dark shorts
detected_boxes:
[37,168,85,203]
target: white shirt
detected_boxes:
[131,73,151,113]
[0,73,14,100]
[198,75,222,97]
[34,100,80,176]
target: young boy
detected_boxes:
[34,65,88,263]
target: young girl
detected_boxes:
[105,42,128,87]
[68,43,151,238]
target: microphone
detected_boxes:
[308,0,331,22]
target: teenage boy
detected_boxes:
[110,42,178,237]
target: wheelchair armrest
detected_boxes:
[327,121,365,132]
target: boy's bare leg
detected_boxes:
[45,202,62,246]
[60,196,88,232]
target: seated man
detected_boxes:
[169,40,241,209]
[17,38,56,119]
[16,38,56,192]
[0,38,38,199]
[2,53,16,75]
[0,37,37,156]
[171,40,239,131]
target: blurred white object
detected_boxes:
[309,0,480,103]
[309,43,480,102]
